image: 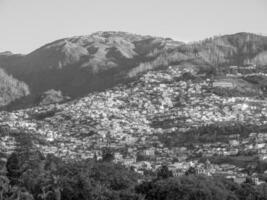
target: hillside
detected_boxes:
[0,68,30,107]
[1,32,267,110]
[0,32,182,109]
[2,32,267,190]
[1,60,267,156]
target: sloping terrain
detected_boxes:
[0,32,182,109]
[0,68,29,107]
[2,33,267,185]
[1,63,267,157]
[1,32,267,110]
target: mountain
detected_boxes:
[0,32,182,109]
[1,32,267,110]
[189,32,267,66]
[125,33,267,78]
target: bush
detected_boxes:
[136,175,266,200]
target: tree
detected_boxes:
[0,68,30,107]
[185,167,197,176]
[39,89,65,106]
[157,165,173,179]
[6,153,21,185]
[136,175,240,200]
[0,175,10,200]
[102,148,114,162]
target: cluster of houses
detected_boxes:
[1,64,267,184]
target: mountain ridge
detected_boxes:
[0,31,267,110]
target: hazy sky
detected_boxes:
[0,0,267,54]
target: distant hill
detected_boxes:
[127,33,267,77]
[189,32,267,66]
[0,31,267,109]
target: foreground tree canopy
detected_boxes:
[1,149,267,200]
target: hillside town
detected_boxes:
[1,64,267,185]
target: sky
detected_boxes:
[0,0,267,54]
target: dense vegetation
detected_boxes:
[0,68,30,107]
[39,89,66,106]
[160,123,267,147]
[137,174,267,200]
[1,150,267,200]
[1,128,267,200]
[1,149,142,200]
[1,126,267,200]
